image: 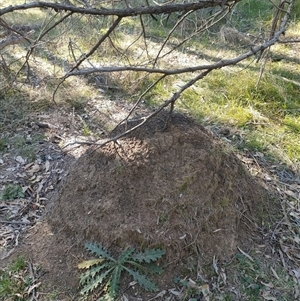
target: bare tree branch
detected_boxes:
[63,0,293,146]
[0,0,296,149]
[0,1,238,17]
[64,27,288,78]
[68,16,123,72]
[0,30,34,50]
[159,5,232,60]
[117,74,167,127]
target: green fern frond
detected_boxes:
[85,243,115,261]
[131,249,166,263]
[124,267,158,292]
[78,258,105,269]
[80,267,113,295]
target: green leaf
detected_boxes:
[85,243,115,261]
[99,293,115,301]
[79,262,111,285]
[80,267,113,295]
[145,263,164,275]
[127,261,163,275]
[108,265,123,298]
[124,267,158,292]
[79,244,165,299]
[78,258,105,269]
[79,271,92,286]
[126,260,144,271]
[118,248,135,264]
[131,249,165,263]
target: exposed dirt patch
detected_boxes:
[14,113,273,299]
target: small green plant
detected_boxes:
[0,137,7,152]
[78,243,165,300]
[233,252,295,301]
[1,184,24,200]
[9,257,26,273]
[0,257,28,300]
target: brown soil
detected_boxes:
[16,113,270,299]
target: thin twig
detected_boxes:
[0,220,34,225]
[139,14,151,60]
[116,74,167,128]
[13,11,74,86]
[159,6,232,60]
[52,15,123,102]
[153,10,194,66]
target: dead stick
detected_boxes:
[0,220,34,225]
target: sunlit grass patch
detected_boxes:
[175,60,300,166]
[284,115,300,133]
[272,62,300,81]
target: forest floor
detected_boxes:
[0,1,300,300]
[1,98,299,301]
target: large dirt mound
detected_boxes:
[49,114,267,259]
[18,114,270,296]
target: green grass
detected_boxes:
[292,0,300,19]
[0,184,24,201]
[231,252,295,301]
[174,62,300,165]
[171,248,296,301]
[0,257,28,301]
[0,130,44,162]
[235,0,274,19]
